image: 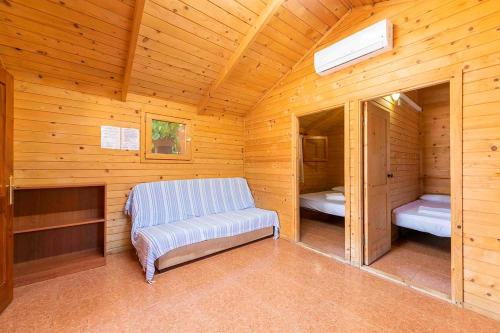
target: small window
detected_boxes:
[303,136,328,162]
[142,113,192,161]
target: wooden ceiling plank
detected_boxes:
[0,45,122,82]
[129,83,198,105]
[3,55,122,89]
[135,41,221,78]
[0,11,126,60]
[0,33,123,75]
[0,0,128,49]
[1,23,125,68]
[130,79,201,104]
[131,66,210,92]
[12,0,129,41]
[121,0,145,101]
[283,0,330,34]
[254,33,303,62]
[141,13,231,60]
[10,68,119,99]
[297,0,341,26]
[318,0,350,19]
[267,15,318,49]
[152,0,245,43]
[135,40,222,75]
[85,0,134,19]
[138,25,228,66]
[198,0,284,113]
[133,56,216,84]
[209,0,259,25]
[276,7,322,43]
[130,73,204,98]
[45,0,132,30]
[261,24,310,55]
[235,0,267,15]
[251,9,352,111]
[145,0,239,50]
[174,0,251,35]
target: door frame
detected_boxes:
[291,102,351,262]
[353,68,463,305]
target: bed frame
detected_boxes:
[156,227,273,270]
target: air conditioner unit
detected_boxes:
[314,19,393,76]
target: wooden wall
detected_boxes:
[12,79,244,254]
[326,125,344,189]
[299,110,344,193]
[300,161,329,194]
[420,83,451,195]
[244,0,500,319]
[371,96,421,210]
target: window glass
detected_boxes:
[151,119,186,155]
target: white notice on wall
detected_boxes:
[121,128,140,151]
[101,126,121,149]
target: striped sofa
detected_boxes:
[125,177,280,282]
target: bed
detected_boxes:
[392,194,451,237]
[300,190,345,217]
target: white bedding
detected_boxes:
[393,199,451,237]
[300,191,345,217]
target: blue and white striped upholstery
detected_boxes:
[125,178,280,281]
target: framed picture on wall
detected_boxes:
[303,135,328,162]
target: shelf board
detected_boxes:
[14,217,105,234]
[14,249,106,287]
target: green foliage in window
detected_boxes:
[151,120,182,153]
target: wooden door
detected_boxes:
[0,68,13,314]
[363,101,391,265]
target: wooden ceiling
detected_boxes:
[300,106,344,134]
[0,0,389,114]
[0,0,135,98]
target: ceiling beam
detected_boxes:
[121,0,145,102]
[198,0,284,113]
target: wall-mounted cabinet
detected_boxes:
[13,184,106,286]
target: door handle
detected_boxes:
[6,175,13,205]
[387,173,394,178]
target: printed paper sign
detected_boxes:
[101,126,121,149]
[121,128,140,151]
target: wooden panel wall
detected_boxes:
[300,161,329,194]
[299,109,344,193]
[244,0,500,319]
[420,83,451,195]
[326,125,344,188]
[12,79,244,254]
[371,96,421,210]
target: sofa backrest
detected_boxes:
[125,177,255,233]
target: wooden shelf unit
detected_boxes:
[13,184,106,286]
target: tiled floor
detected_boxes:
[1,239,498,332]
[370,230,451,296]
[300,217,345,258]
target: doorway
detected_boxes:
[362,82,456,299]
[294,105,348,260]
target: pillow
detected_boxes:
[420,194,450,203]
[326,192,345,201]
[331,186,345,193]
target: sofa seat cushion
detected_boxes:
[134,208,279,281]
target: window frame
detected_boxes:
[141,112,192,162]
[302,135,328,162]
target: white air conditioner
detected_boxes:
[314,19,393,76]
